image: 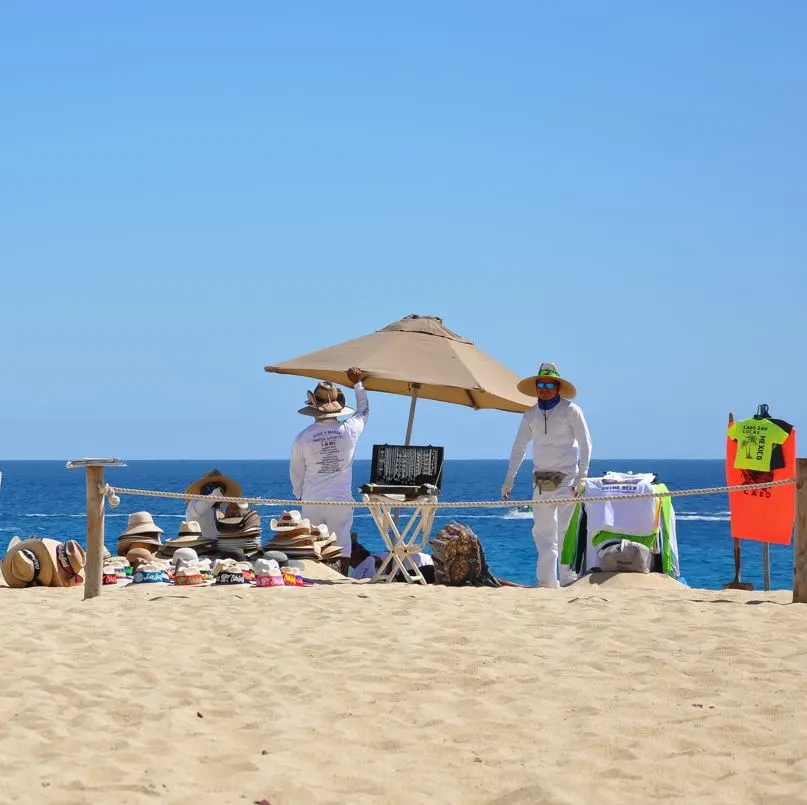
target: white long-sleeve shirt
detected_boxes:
[505,398,592,485]
[185,496,220,539]
[290,382,369,502]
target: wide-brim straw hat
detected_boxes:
[1,536,86,589]
[297,382,355,419]
[185,469,243,499]
[516,362,577,399]
[177,521,203,539]
[289,559,350,583]
[119,511,165,538]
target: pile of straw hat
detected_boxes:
[215,507,262,555]
[263,511,343,563]
[159,521,216,557]
[117,512,164,557]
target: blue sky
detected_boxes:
[1,1,804,460]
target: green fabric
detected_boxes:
[658,484,674,576]
[592,531,655,549]
[561,503,582,566]
[728,419,789,472]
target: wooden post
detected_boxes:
[67,459,126,600]
[792,458,807,603]
[84,466,105,600]
[762,543,770,591]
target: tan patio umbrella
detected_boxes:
[265,314,534,444]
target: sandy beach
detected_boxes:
[1,576,805,805]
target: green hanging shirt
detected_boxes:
[728,418,790,472]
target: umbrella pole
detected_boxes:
[395,385,421,537]
[404,384,420,446]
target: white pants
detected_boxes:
[532,481,575,588]
[302,504,353,558]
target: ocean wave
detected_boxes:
[676,515,730,522]
[17,513,188,518]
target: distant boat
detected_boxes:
[506,505,533,519]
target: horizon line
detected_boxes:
[0,456,726,463]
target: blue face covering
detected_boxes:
[538,394,561,410]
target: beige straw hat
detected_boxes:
[1,537,86,589]
[516,362,577,399]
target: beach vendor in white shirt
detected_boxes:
[501,362,592,588]
[184,469,245,539]
[290,367,369,575]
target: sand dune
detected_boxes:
[0,578,805,804]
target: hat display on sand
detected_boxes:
[297,382,355,419]
[1,536,86,589]
[185,469,243,499]
[516,362,577,400]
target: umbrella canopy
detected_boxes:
[265,314,533,442]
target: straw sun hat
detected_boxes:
[119,512,164,539]
[269,510,311,533]
[297,382,355,419]
[516,362,577,400]
[185,469,243,499]
[1,536,86,589]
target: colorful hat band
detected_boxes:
[133,569,168,584]
[175,572,205,586]
[281,570,304,587]
[215,572,245,585]
[256,573,285,588]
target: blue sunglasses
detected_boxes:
[535,381,558,389]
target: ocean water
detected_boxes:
[0,459,792,590]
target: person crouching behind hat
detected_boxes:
[290,368,369,576]
[184,469,245,540]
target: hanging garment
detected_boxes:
[561,482,680,579]
[727,417,792,472]
[582,473,658,539]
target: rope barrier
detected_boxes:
[101,477,797,510]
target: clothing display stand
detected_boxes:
[361,492,439,584]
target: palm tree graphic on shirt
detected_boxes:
[740,433,758,460]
